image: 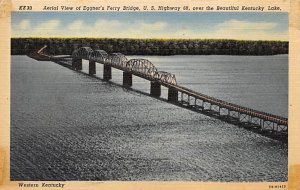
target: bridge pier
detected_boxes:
[72,59,76,69]
[150,82,161,97]
[89,60,96,75]
[77,59,82,70]
[123,72,132,87]
[103,65,112,80]
[168,87,178,102]
[72,58,82,70]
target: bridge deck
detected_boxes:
[30,46,288,142]
[165,83,288,126]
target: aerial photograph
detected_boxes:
[11,12,288,181]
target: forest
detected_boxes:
[11,38,288,56]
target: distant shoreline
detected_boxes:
[11,38,288,56]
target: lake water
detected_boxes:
[11,55,288,181]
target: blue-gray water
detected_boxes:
[11,55,287,181]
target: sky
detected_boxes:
[12,12,288,41]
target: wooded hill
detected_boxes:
[11,38,288,56]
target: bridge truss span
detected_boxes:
[125,59,157,78]
[71,47,178,86]
[72,47,93,60]
[107,53,128,67]
[90,50,108,63]
[153,71,177,85]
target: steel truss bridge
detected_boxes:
[30,46,288,142]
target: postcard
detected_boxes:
[0,0,299,189]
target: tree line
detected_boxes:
[11,38,288,56]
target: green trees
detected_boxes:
[11,38,288,56]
